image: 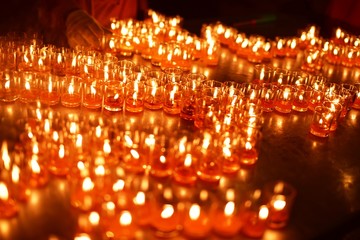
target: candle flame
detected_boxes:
[273,196,286,211]
[5,80,10,89]
[103,139,111,154]
[113,179,125,192]
[119,211,132,226]
[124,135,133,147]
[114,93,119,100]
[189,204,201,220]
[259,205,269,220]
[57,53,62,64]
[76,134,83,148]
[68,84,74,94]
[245,141,252,150]
[223,147,232,157]
[145,134,156,146]
[52,131,59,142]
[11,165,20,183]
[1,141,11,171]
[0,182,9,200]
[283,89,290,99]
[133,191,145,205]
[224,201,235,216]
[71,56,77,67]
[69,122,77,134]
[89,211,100,226]
[90,85,96,95]
[160,155,166,164]
[161,204,174,219]
[95,126,101,138]
[58,144,65,159]
[151,81,157,97]
[130,149,140,159]
[184,153,192,167]
[25,81,31,91]
[82,177,94,192]
[179,137,187,153]
[31,158,41,174]
[95,165,105,176]
[109,39,115,49]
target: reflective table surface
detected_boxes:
[1,48,360,240]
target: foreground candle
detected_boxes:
[183,203,212,238]
[213,201,242,237]
[0,182,18,218]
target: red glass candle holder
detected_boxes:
[61,76,82,108]
[82,80,103,110]
[0,69,19,103]
[310,105,334,137]
[125,80,145,113]
[274,85,296,114]
[103,81,125,112]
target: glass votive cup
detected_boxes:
[308,87,325,112]
[194,87,222,129]
[274,85,296,114]
[82,80,103,109]
[263,181,297,229]
[203,41,220,66]
[125,80,145,113]
[253,64,273,84]
[144,71,165,110]
[179,77,205,121]
[61,76,83,108]
[103,81,125,112]
[0,69,19,102]
[164,67,183,83]
[352,83,360,110]
[151,42,167,67]
[51,49,67,77]
[309,105,334,137]
[260,83,278,112]
[238,133,261,166]
[241,82,262,102]
[19,71,40,103]
[39,73,61,106]
[322,100,342,131]
[271,68,291,86]
[163,82,182,115]
[341,83,357,110]
[292,84,312,112]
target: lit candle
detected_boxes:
[240,141,259,166]
[48,144,71,177]
[125,81,144,113]
[19,75,38,103]
[242,205,269,238]
[104,82,124,112]
[173,153,197,185]
[28,156,49,188]
[310,106,334,137]
[133,191,153,226]
[152,204,181,234]
[274,85,295,113]
[183,203,212,238]
[83,82,102,109]
[0,181,18,218]
[39,76,60,106]
[144,79,163,110]
[221,136,241,174]
[0,71,19,102]
[70,177,95,211]
[212,201,242,237]
[104,210,139,239]
[61,78,82,108]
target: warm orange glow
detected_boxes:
[89,211,100,226]
[103,139,111,154]
[82,177,94,192]
[259,205,269,220]
[1,141,11,171]
[119,211,132,226]
[273,196,286,211]
[11,165,20,183]
[245,141,253,150]
[31,159,41,174]
[95,165,105,176]
[130,149,140,159]
[161,204,174,219]
[58,144,65,159]
[0,182,9,200]
[112,179,125,192]
[184,153,192,167]
[68,84,74,94]
[133,191,145,205]
[224,201,235,216]
[189,204,201,220]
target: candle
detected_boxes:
[183,203,212,238]
[263,181,297,229]
[70,177,95,211]
[239,141,259,166]
[173,153,197,185]
[221,136,241,174]
[152,204,181,235]
[310,106,334,137]
[61,77,82,108]
[163,83,182,115]
[28,156,49,188]
[48,144,71,177]
[19,73,38,103]
[292,85,311,112]
[144,76,164,110]
[104,82,125,112]
[242,205,269,238]
[322,101,342,131]
[10,164,30,202]
[75,211,100,235]
[274,85,295,113]
[0,70,19,102]
[0,181,18,218]
[125,81,145,113]
[83,82,103,109]
[39,75,60,106]
[213,201,242,237]
[133,191,153,226]
[104,210,139,239]
[260,83,278,112]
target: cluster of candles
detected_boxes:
[0,124,296,239]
